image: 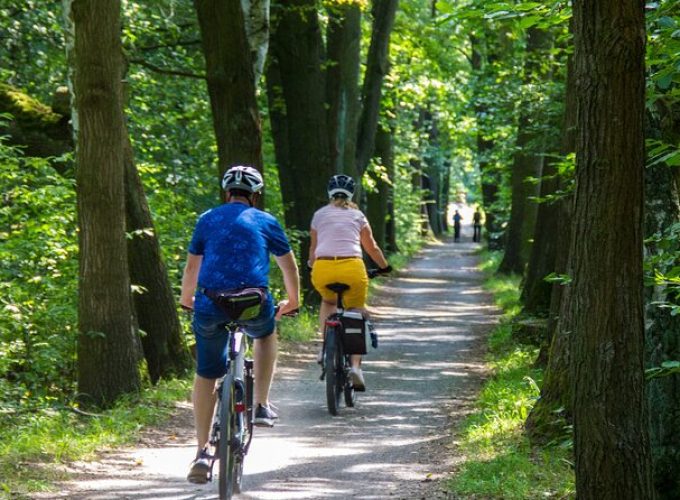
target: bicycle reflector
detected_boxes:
[234,402,246,413]
[326,319,341,327]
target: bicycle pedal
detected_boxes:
[319,370,325,381]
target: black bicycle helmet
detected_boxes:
[327,174,355,200]
[221,165,264,194]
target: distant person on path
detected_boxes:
[180,165,300,484]
[473,208,482,242]
[309,174,391,391]
[453,210,462,242]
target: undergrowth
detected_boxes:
[0,378,192,498]
[446,250,575,499]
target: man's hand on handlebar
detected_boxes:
[275,299,299,320]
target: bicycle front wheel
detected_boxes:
[325,326,343,415]
[218,372,236,499]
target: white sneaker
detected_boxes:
[348,367,366,391]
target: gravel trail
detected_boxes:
[35,235,498,500]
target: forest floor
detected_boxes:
[32,229,499,499]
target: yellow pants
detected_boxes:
[311,258,368,309]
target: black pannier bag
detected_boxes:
[339,310,369,355]
[201,287,266,321]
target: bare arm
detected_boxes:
[274,251,300,319]
[360,224,389,269]
[180,252,203,309]
[308,229,318,267]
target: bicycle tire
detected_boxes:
[344,373,356,407]
[325,326,343,415]
[218,372,236,500]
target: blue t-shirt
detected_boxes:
[188,202,291,314]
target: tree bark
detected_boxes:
[569,1,654,497]
[266,0,333,298]
[240,0,270,82]
[123,133,192,383]
[366,124,393,250]
[71,0,141,406]
[355,0,399,181]
[644,102,680,498]
[497,27,551,275]
[326,3,362,177]
[194,0,263,201]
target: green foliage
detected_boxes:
[0,378,191,496]
[446,250,574,499]
[0,136,78,405]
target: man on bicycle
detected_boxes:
[180,165,300,484]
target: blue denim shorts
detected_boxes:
[192,295,275,379]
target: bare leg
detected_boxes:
[192,374,217,454]
[318,299,336,335]
[254,331,277,407]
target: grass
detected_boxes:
[0,378,192,498]
[446,251,575,499]
[0,309,320,498]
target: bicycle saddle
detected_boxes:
[326,283,350,294]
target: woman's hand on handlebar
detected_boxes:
[275,299,299,320]
[367,264,392,279]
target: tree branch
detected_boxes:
[128,58,205,79]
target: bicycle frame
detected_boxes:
[207,324,254,499]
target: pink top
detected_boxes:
[311,204,368,257]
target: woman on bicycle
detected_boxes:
[309,174,391,390]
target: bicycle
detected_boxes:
[190,306,296,500]
[320,270,382,416]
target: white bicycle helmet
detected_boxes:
[327,174,355,200]
[221,165,264,194]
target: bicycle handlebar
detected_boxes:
[367,265,393,279]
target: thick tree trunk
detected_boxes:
[326,3,361,177]
[71,0,141,406]
[266,0,333,297]
[498,27,551,275]
[194,0,263,201]
[355,0,399,182]
[123,134,192,383]
[569,1,654,497]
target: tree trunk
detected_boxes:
[123,133,192,383]
[366,124,393,250]
[520,156,559,316]
[470,34,502,250]
[497,27,551,275]
[355,0,399,182]
[0,83,72,160]
[266,0,333,298]
[71,0,141,406]
[644,102,680,498]
[326,3,361,177]
[194,0,263,201]
[240,0,270,82]
[570,1,654,497]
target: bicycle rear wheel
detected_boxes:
[325,327,343,415]
[218,372,236,499]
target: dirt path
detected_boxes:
[35,234,498,500]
